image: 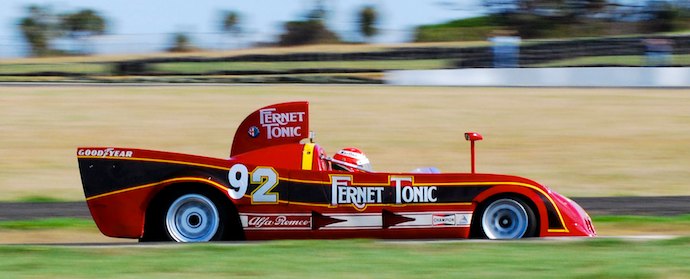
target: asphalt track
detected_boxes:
[2,196,690,221]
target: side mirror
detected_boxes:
[464,132,483,141]
[464,132,483,174]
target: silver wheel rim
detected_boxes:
[481,198,529,239]
[165,194,220,242]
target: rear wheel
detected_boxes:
[165,193,223,242]
[476,197,537,239]
[141,188,235,243]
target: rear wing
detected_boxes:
[230,101,309,157]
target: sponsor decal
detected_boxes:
[248,126,260,138]
[432,214,456,226]
[310,212,471,229]
[77,148,133,158]
[330,176,437,209]
[331,176,384,210]
[456,214,471,225]
[245,215,311,229]
[391,177,437,204]
[259,108,305,139]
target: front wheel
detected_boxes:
[164,193,225,242]
[477,197,537,239]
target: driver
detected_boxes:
[332,147,372,172]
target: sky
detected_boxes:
[0,0,484,57]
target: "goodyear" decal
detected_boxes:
[77,148,133,158]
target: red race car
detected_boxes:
[77,101,595,242]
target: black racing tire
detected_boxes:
[140,187,239,242]
[472,196,538,239]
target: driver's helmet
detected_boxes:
[332,147,372,172]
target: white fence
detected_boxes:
[386,67,690,87]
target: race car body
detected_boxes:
[77,101,595,242]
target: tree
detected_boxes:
[18,6,107,56]
[61,9,106,38]
[482,0,597,18]
[358,6,378,42]
[307,0,328,21]
[221,10,241,48]
[60,9,106,54]
[277,0,340,46]
[18,5,59,56]
[167,32,196,52]
[644,1,681,33]
[279,20,340,46]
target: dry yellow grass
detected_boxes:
[0,85,689,201]
[0,228,134,244]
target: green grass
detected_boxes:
[414,26,496,42]
[428,16,497,28]
[594,214,690,224]
[0,216,689,277]
[153,60,451,73]
[0,60,450,75]
[0,238,690,278]
[16,196,66,203]
[0,63,108,74]
[0,218,94,230]
[414,16,499,42]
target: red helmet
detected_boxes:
[332,147,372,172]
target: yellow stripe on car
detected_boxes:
[301,143,315,170]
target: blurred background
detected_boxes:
[1,0,689,83]
[2,0,690,254]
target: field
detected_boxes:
[1,84,690,277]
[1,85,689,201]
[1,238,690,278]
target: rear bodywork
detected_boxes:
[77,101,595,240]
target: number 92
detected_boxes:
[227,164,279,204]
